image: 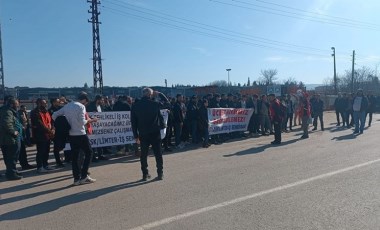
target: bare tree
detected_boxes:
[259,69,278,85]
[283,77,297,85]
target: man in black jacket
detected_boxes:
[48,97,65,167]
[131,88,165,181]
[173,94,184,148]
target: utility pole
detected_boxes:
[331,47,337,94]
[0,23,5,99]
[351,50,355,93]
[88,0,103,95]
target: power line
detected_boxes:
[102,5,330,57]
[103,0,351,58]
[210,0,380,31]
[250,0,380,27]
[104,0,330,53]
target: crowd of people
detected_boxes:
[0,88,376,184]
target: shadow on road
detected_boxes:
[0,174,72,195]
[223,138,299,157]
[0,179,156,221]
[331,133,358,141]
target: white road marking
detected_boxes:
[129,158,380,230]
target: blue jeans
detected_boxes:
[353,111,366,133]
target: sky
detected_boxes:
[1,0,380,88]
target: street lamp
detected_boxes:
[226,68,231,92]
[331,47,337,94]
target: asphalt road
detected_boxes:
[1,112,379,230]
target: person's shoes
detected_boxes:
[16,171,22,176]
[72,179,81,186]
[360,131,363,134]
[321,128,324,131]
[56,163,65,168]
[353,131,359,134]
[80,176,96,184]
[270,132,275,135]
[271,141,281,145]
[157,174,164,180]
[164,147,172,152]
[336,123,340,126]
[142,174,151,181]
[301,135,309,139]
[312,128,317,131]
[37,167,49,173]
[98,155,109,161]
[21,164,36,170]
[44,166,54,171]
[175,144,184,149]
[6,174,23,180]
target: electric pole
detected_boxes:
[331,47,337,94]
[0,23,5,99]
[88,0,103,95]
[351,50,355,93]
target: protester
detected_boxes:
[259,95,272,136]
[173,94,185,149]
[352,89,369,134]
[198,99,210,148]
[48,98,65,167]
[285,94,294,131]
[18,104,35,170]
[0,97,23,180]
[30,98,55,173]
[86,95,109,161]
[268,94,283,145]
[187,95,199,144]
[300,92,311,139]
[312,94,324,131]
[52,92,98,186]
[131,88,165,181]
[367,94,375,127]
[19,104,32,146]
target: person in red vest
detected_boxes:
[30,98,55,173]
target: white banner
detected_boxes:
[87,110,168,148]
[88,111,134,148]
[208,108,253,135]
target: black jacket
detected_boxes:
[113,100,131,112]
[131,97,164,138]
[173,102,184,124]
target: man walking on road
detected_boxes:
[52,92,98,185]
[131,88,166,181]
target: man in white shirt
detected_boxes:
[52,93,98,185]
